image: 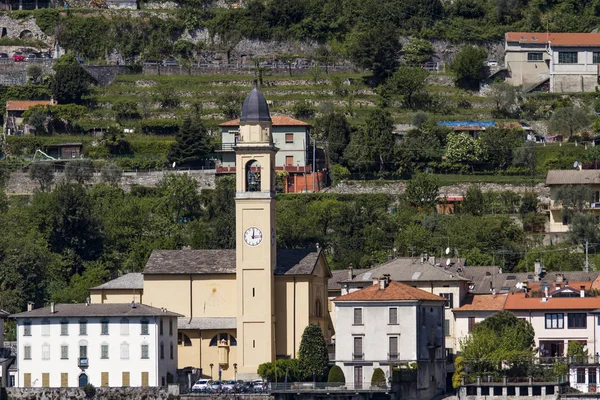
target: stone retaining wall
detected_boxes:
[5,386,175,400]
[6,169,216,195]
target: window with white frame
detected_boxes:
[61,320,69,336]
[42,343,50,360]
[353,308,363,325]
[101,343,109,359]
[61,344,68,360]
[558,52,578,64]
[527,52,543,61]
[389,308,398,325]
[545,313,564,329]
[79,341,88,358]
[141,343,149,359]
[101,319,109,335]
[141,319,149,335]
[23,345,31,360]
[120,342,129,360]
[23,321,31,336]
[79,319,87,335]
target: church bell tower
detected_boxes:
[235,81,277,378]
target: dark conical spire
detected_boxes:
[240,80,271,123]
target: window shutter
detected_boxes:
[122,372,130,387]
[389,336,398,356]
[444,319,450,336]
[141,372,149,387]
[61,373,68,387]
[354,308,362,325]
[61,345,68,359]
[389,308,398,324]
[101,372,109,387]
[354,337,363,356]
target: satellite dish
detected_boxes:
[574,161,579,169]
[172,162,176,168]
[445,247,450,255]
[446,259,451,266]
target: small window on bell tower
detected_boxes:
[246,160,261,192]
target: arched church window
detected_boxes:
[230,335,237,346]
[209,335,219,346]
[315,298,322,318]
[246,160,261,192]
[178,332,192,347]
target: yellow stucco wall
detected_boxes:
[199,329,239,380]
[143,274,237,318]
[89,289,143,304]
[178,329,201,370]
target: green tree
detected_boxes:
[512,141,537,176]
[50,54,90,104]
[257,358,301,382]
[462,185,485,216]
[112,100,140,121]
[445,132,479,164]
[460,311,535,376]
[314,113,351,165]
[404,172,439,209]
[548,106,591,138]
[29,162,55,192]
[298,324,329,381]
[477,128,523,169]
[383,66,429,109]
[292,100,316,119]
[328,365,345,386]
[371,368,387,388]
[157,173,201,223]
[365,107,395,173]
[100,163,122,187]
[168,116,213,168]
[345,24,402,80]
[567,213,600,245]
[555,185,593,217]
[567,340,589,363]
[487,81,518,118]
[401,38,434,66]
[65,160,94,185]
[217,93,244,119]
[450,46,488,89]
[452,356,466,389]
[27,64,44,85]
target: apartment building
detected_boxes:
[505,32,600,92]
[11,303,180,388]
[333,279,446,398]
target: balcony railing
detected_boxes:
[78,357,89,368]
[352,353,364,361]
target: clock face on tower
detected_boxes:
[244,227,263,246]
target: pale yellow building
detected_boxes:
[90,82,332,381]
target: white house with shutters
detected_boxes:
[11,302,181,388]
[333,278,447,398]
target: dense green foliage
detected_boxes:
[257,359,301,382]
[50,54,91,105]
[328,365,345,385]
[460,311,535,377]
[168,115,214,168]
[298,324,329,381]
[371,368,387,387]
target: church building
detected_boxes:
[90,82,332,381]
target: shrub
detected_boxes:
[292,100,315,119]
[452,356,465,388]
[331,164,350,184]
[371,368,387,387]
[83,383,96,399]
[113,100,140,120]
[328,365,345,386]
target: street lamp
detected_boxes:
[233,363,238,381]
[210,363,214,380]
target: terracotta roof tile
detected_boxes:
[506,32,600,47]
[333,281,445,302]
[6,100,55,111]
[219,115,310,127]
[453,294,508,312]
[505,292,600,310]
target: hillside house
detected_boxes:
[4,100,56,136]
[505,32,600,92]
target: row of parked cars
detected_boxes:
[0,52,52,62]
[191,378,268,393]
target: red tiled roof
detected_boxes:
[333,280,445,302]
[505,291,600,310]
[6,100,55,111]
[453,294,508,312]
[219,115,310,127]
[506,32,600,47]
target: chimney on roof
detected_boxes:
[556,274,564,283]
[429,256,436,265]
[581,285,586,298]
[50,302,55,314]
[544,286,549,298]
[420,254,424,263]
[379,276,389,290]
[27,302,34,312]
[131,300,136,309]
[348,264,354,281]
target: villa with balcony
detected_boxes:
[11,302,180,388]
[505,32,600,92]
[545,170,600,238]
[332,278,446,398]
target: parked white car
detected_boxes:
[487,59,498,67]
[192,379,211,392]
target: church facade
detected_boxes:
[90,82,332,381]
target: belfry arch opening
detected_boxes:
[246,160,261,192]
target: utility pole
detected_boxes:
[313,138,316,193]
[585,239,589,272]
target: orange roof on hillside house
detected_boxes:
[219,115,310,127]
[506,32,600,47]
[6,100,56,111]
[504,291,600,311]
[333,280,445,302]
[453,294,508,312]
